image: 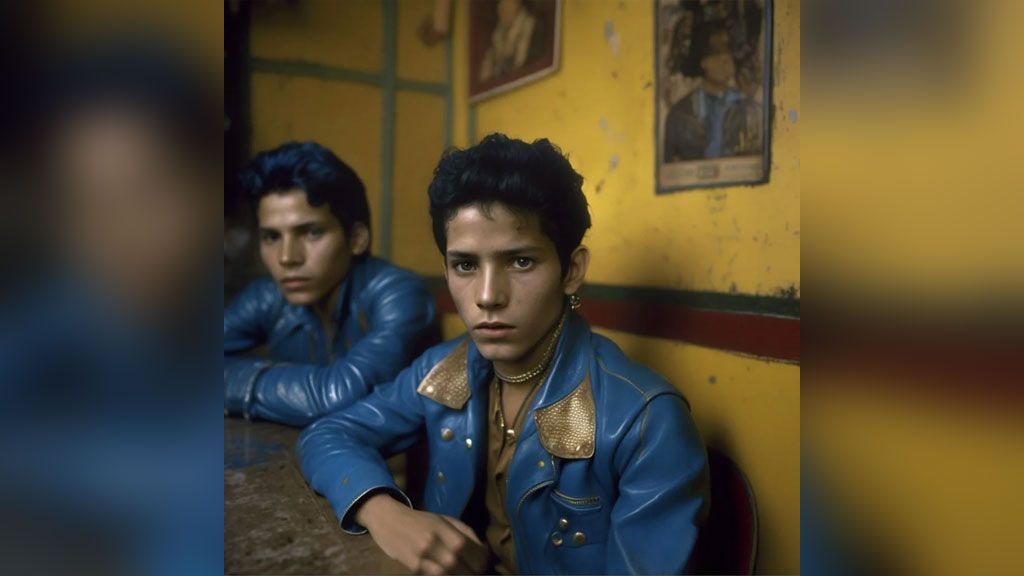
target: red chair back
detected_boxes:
[694,446,758,574]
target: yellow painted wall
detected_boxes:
[251,0,383,73]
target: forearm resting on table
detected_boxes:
[354,490,407,530]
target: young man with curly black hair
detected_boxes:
[299,134,708,574]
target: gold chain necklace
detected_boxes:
[493,313,565,384]
[493,377,516,441]
[494,365,549,442]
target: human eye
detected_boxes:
[450,260,477,274]
[305,227,325,239]
[259,230,280,243]
[510,256,535,270]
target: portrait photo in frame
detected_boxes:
[469,0,561,103]
[656,0,772,192]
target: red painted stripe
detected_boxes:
[432,290,800,363]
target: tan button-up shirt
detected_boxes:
[485,377,543,575]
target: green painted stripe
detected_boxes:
[395,78,448,95]
[443,22,453,149]
[379,0,398,259]
[250,57,448,94]
[421,276,799,318]
[250,57,384,85]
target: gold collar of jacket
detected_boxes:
[416,339,595,459]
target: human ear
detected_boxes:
[562,246,590,296]
[349,222,371,256]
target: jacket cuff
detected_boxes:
[224,357,272,419]
[329,466,412,535]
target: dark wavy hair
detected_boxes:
[428,133,591,276]
[240,141,370,238]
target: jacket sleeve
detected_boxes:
[605,393,710,575]
[223,279,277,415]
[296,352,432,535]
[227,271,436,426]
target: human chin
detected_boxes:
[472,339,526,363]
[277,283,326,306]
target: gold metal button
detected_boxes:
[558,517,569,530]
[341,478,349,486]
[551,533,563,546]
[441,428,454,441]
[437,471,446,482]
[537,460,546,468]
[572,531,586,546]
[464,437,473,448]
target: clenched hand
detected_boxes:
[356,492,489,575]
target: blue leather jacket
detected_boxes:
[299,312,709,574]
[224,256,436,426]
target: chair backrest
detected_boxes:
[693,446,758,575]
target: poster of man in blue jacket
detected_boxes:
[223,141,437,426]
[298,134,710,574]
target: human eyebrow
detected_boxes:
[291,221,327,232]
[445,250,478,260]
[495,246,543,258]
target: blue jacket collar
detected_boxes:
[417,311,596,460]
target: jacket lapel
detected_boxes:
[505,314,596,518]
[415,337,491,517]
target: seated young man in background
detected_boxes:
[224,141,436,426]
[298,134,709,574]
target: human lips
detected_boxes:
[280,276,312,290]
[473,321,515,336]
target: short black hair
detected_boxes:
[428,133,591,275]
[690,20,731,76]
[240,141,370,238]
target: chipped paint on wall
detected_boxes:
[603,20,621,57]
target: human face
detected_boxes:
[702,52,736,86]
[443,202,588,373]
[258,189,363,309]
[701,31,735,88]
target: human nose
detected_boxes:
[476,264,508,310]
[279,234,304,268]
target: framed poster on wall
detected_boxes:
[656,0,772,192]
[469,0,561,103]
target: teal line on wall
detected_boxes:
[249,58,448,95]
[379,0,398,259]
[250,58,383,86]
[395,78,448,95]
[444,21,453,149]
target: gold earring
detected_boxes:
[569,293,582,311]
